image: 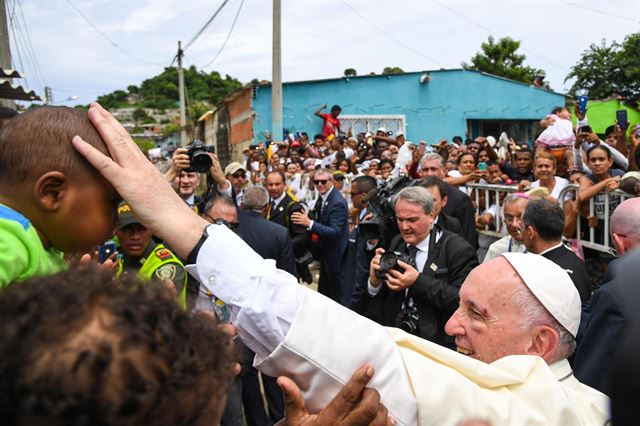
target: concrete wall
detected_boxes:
[251,69,565,144]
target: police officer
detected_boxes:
[115,202,187,308]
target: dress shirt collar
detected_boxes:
[414,233,431,253]
[538,242,564,256]
[184,194,195,207]
[272,192,287,206]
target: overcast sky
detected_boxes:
[12,0,640,106]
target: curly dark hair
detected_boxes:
[0,270,235,426]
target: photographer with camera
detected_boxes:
[164,141,226,213]
[368,186,478,348]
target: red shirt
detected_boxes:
[320,113,340,138]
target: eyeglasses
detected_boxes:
[503,215,522,225]
[201,213,239,231]
[314,179,329,185]
[232,172,246,179]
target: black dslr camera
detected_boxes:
[186,140,216,173]
[397,304,420,335]
[375,250,417,279]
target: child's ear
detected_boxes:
[33,172,69,211]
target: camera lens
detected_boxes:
[190,151,212,173]
[380,252,398,271]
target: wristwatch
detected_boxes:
[186,223,216,264]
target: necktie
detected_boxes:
[406,244,418,260]
[268,199,275,218]
[315,197,323,219]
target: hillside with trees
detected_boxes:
[97,66,242,111]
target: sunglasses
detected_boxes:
[232,172,246,179]
[314,179,329,185]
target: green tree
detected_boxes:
[163,123,181,137]
[382,67,404,75]
[566,33,640,106]
[97,90,129,110]
[127,85,139,94]
[344,68,357,77]
[188,100,211,129]
[132,107,149,125]
[463,36,538,84]
[133,137,155,155]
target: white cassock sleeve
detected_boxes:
[186,224,419,426]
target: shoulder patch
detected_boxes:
[156,248,172,260]
[155,264,177,281]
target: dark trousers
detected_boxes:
[241,345,284,426]
[220,378,244,426]
[318,260,341,302]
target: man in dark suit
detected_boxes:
[521,199,590,303]
[341,175,378,309]
[368,186,478,349]
[419,176,463,237]
[419,153,477,248]
[573,198,640,396]
[292,169,349,302]
[265,171,312,283]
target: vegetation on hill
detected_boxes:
[97,66,242,111]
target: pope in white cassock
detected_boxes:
[74,104,610,426]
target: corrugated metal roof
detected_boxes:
[0,80,41,101]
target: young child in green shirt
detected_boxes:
[0,106,119,286]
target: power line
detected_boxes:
[16,0,48,87]
[433,0,570,72]
[183,0,232,52]
[200,0,244,68]
[555,0,639,23]
[341,0,446,68]
[65,0,169,66]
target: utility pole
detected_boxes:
[271,0,282,143]
[0,0,15,109]
[177,40,188,147]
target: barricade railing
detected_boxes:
[558,184,633,255]
[467,183,517,238]
[464,182,632,255]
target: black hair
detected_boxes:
[452,136,463,144]
[330,105,342,113]
[459,152,477,164]
[0,270,234,425]
[352,175,377,194]
[515,148,534,159]
[522,199,564,241]
[551,106,567,115]
[0,106,18,120]
[313,134,324,141]
[587,144,611,159]
[379,159,394,169]
[419,176,447,199]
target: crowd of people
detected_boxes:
[0,102,639,425]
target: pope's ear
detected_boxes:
[33,171,69,212]
[527,325,559,362]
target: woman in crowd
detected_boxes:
[526,151,570,202]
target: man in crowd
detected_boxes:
[368,187,478,348]
[163,147,205,213]
[573,198,640,395]
[224,162,248,206]
[291,169,348,302]
[73,103,609,425]
[114,201,187,308]
[314,104,341,139]
[265,171,312,283]
[418,153,477,248]
[483,193,530,262]
[503,148,535,182]
[419,176,463,237]
[342,175,378,308]
[521,198,590,303]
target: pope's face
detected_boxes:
[444,258,534,363]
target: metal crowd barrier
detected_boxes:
[466,182,633,255]
[467,183,517,238]
[557,184,632,255]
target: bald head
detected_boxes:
[611,198,640,255]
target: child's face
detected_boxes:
[50,173,119,253]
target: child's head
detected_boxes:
[0,269,234,425]
[0,106,119,252]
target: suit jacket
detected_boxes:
[574,279,625,396]
[436,213,463,238]
[340,224,375,309]
[442,183,478,249]
[237,209,297,276]
[375,225,479,347]
[541,244,590,303]
[268,193,308,256]
[310,188,349,273]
